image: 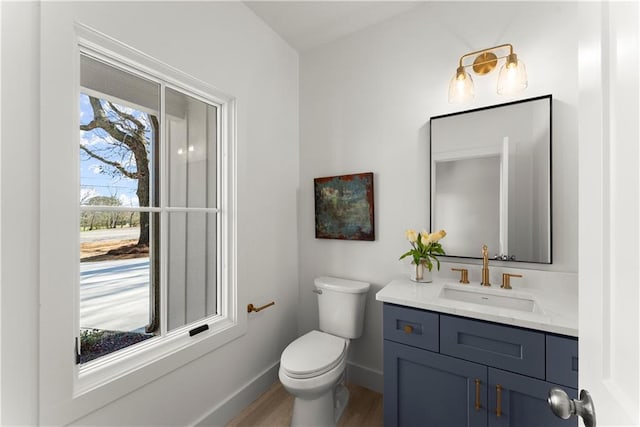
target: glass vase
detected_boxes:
[410,259,433,283]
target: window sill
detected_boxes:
[45,316,246,425]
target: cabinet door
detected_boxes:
[488,368,578,427]
[384,340,488,427]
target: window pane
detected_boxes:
[81,55,159,112]
[167,212,218,331]
[80,55,160,209]
[79,212,159,363]
[166,88,218,208]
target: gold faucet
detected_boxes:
[501,273,523,290]
[452,268,470,284]
[481,245,491,286]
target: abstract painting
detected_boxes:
[314,172,375,241]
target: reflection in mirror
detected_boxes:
[430,95,551,263]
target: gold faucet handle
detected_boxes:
[451,268,470,284]
[501,273,523,290]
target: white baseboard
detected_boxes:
[194,361,280,427]
[346,362,383,394]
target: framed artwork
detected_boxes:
[314,172,375,241]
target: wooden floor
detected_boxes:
[226,382,383,427]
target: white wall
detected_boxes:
[1,2,299,425]
[1,2,41,424]
[298,1,580,388]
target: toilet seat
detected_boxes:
[280,330,347,379]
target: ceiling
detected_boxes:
[244,1,424,52]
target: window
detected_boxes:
[40,23,239,425]
[79,56,161,363]
[78,52,227,365]
[78,55,223,365]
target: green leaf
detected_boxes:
[425,259,433,271]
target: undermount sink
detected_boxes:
[439,284,543,314]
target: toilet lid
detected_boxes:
[281,330,346,379]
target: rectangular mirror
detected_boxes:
[430,95,551,263]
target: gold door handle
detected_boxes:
[403,325,414,334]
[496,384,503,417]
[247,301,275,313]
[475,379,481,410]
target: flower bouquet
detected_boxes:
[399,229,446,282]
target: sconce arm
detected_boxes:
[458,43,514,69]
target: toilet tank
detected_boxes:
[315,276,370,339]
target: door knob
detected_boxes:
[548,387,596,427]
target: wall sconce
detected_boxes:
[448,43,528,103]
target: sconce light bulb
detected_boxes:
[497,54,527,95]
[449,66,474,103]
[506,53,518,69]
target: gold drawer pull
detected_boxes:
[475,379,481,410]
[403,325,414,334]
[496,384,503,417]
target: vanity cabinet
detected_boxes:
[384,339,488,427]
[383,303,578,427]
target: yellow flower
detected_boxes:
[399,228,447,272]
[429,230,447,242]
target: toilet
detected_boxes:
[279,276,370,426]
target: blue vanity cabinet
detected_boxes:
[383,303,578,427]
[384,340,487,427]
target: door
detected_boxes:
[384,340,487,427]
[575,1,640,426]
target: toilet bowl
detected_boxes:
[279,276,370,426]
[279,331,349,426]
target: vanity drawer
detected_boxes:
[546,335,578,388]
[440,314,545,379]
[383,303,439,352]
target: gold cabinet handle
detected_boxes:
[496,384,503,417]
[403,325,414,334]
[475,379,481,410]
[247,301,275,313]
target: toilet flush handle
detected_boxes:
[312,289,323,294]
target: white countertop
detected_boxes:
[376,278,578,337]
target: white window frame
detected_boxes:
[39,23,242,425]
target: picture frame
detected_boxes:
[314,172,375,241]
